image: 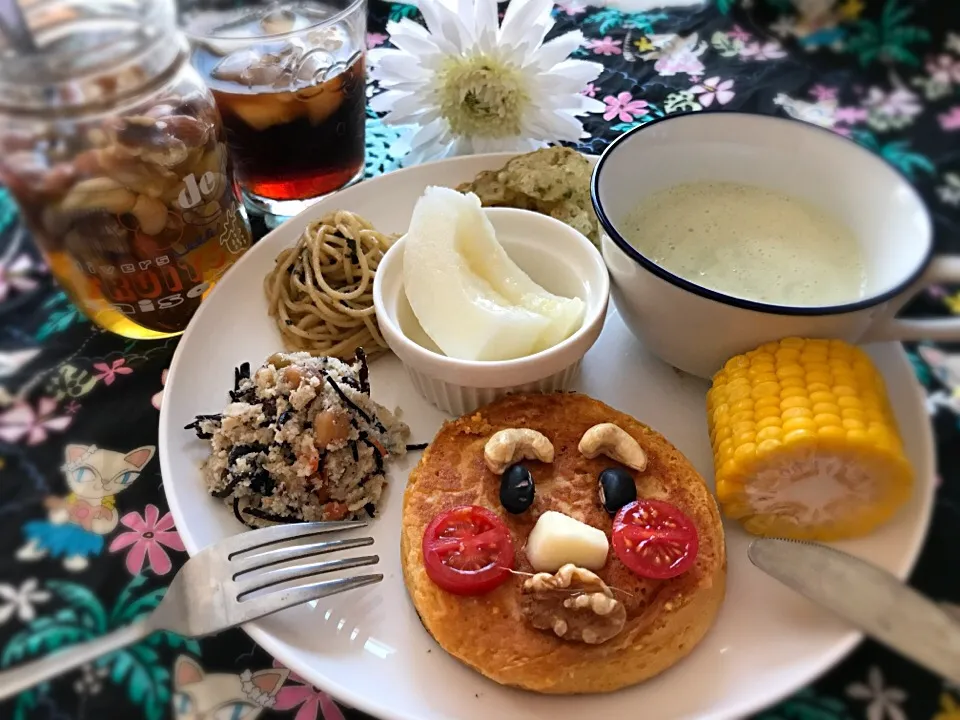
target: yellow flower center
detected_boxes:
[436,54,529,139]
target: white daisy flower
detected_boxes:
[369,0,604,163]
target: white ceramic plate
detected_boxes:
[160,153,935,720]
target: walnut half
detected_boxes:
[520,564,626,645]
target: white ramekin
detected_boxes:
[373,207,610,416]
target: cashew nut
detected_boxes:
[130,194,169,235]
[484,428,554,475]
[60,177,137,214]
[578,423,647,471]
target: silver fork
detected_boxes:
[0,520,381,700]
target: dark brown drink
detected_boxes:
[186,3,367,216]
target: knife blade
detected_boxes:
[748,537,960,685]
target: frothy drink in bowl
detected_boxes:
[621,180,867,307]
[183,1,367,218]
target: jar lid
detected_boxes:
[0,0,181,113]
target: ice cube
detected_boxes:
[211,42,303,88]
[225,92,305,131]
[293,48,335,87]
[261,8,297,35]
[306,26,346,52]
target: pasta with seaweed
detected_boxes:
[264,210,395,360]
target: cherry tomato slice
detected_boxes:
[612,499,699,580]
[422,505,515,596]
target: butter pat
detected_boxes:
[525,510,609,573]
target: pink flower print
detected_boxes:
[925,54,960,85]
[92,358,133,386]
[366,32,387,49]
[603,92,649,122]
[740,41,786,60]
[152,369,168,411]
[810,84,838,102]
[65,400,81,415]
[555,0,586,15]
[581,83,599,98]
[728,25,752,42]
[0,398,71,445]
[272,660,345,720]
[939,106,960,131]
[0,254,42,302]
[690,77,735,107]
[586,36,622,56]
[109,505,185,576]
[834,106,868,124]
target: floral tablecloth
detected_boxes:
[2,0,960,718]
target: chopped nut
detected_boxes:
[130,194,168,235]
[578,423,647,471]
[314,410,349,448]
[520,564,626,645]
[484,428,554,474]
[60,176,137,214]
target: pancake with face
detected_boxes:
[400,392,726,694]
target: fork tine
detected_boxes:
[223,520,368,558]
[233,574,383,624]
[232,537,375,577]
[236,555,380,597]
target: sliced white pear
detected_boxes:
[403,187,549,361]
[451,191,586,352]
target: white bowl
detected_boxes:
[590,112,953,380]
[373,207,609,415]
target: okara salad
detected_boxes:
[187,350,412,527]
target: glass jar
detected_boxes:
[0,0,253,339]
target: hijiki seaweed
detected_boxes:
[188,348,407,526]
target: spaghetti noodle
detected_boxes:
[264,210,395,360]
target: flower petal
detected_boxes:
[0,402,34,426]
[154,511,176,533]
[145,540,172,575]
[120,511,147,533]
[143,504,160,531]
[0,426,28,443]
[385,20,447,59]
[42,415,71,432]
[0,604,15,625]
[295,696,322,720]
[109,531,141,552]
[374,53,429,83]
[273,685,317,711]
[124,540,147,575]
[318,692,347,720]
[530,31,583,72]
[499,0,552,52]
[37,397,57,416]
[155,530,185,552]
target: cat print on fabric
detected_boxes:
[172,656,289,720]
[16,443,155,572]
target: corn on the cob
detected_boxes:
[706,337,913,541]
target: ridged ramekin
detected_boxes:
[373,207,610,416]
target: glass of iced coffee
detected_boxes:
[182,0,368,219]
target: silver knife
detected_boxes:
[748,537,960,685]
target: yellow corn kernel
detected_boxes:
[782,406,813,420]
[706,337,913,542]
[781,396,812,411]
